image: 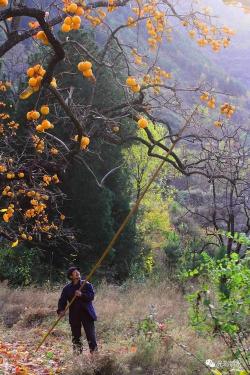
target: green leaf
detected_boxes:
[230,252,239,261]
[203,298,210,306]
[46,351,54,359]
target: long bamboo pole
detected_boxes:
[35,109,196,352]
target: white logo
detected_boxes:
[206,359,216,368]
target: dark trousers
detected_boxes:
[70,312,97,354]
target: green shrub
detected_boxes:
[128,312,173,371]
[163,231,182,271]
[187,251,250,373]
[0,245,60,285]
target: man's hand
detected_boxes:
[75,290,82,297]
[58,310,65,318]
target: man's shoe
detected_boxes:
[90,347,98,355]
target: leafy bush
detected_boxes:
[187,251,250,373]
[0,245,61,285]
[163,231,182,271]
[130,313,172,370]
[164,232,205,282]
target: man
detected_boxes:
[57,266,98,354]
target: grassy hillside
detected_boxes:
[0,279,225,375]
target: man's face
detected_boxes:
[71,269,81,280]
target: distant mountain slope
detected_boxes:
[202,0,250,87]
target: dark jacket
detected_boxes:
[57,279,97,322]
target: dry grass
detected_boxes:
[0,279,226,374]
[0,280,58,328]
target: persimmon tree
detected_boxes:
[0,0,236,247]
